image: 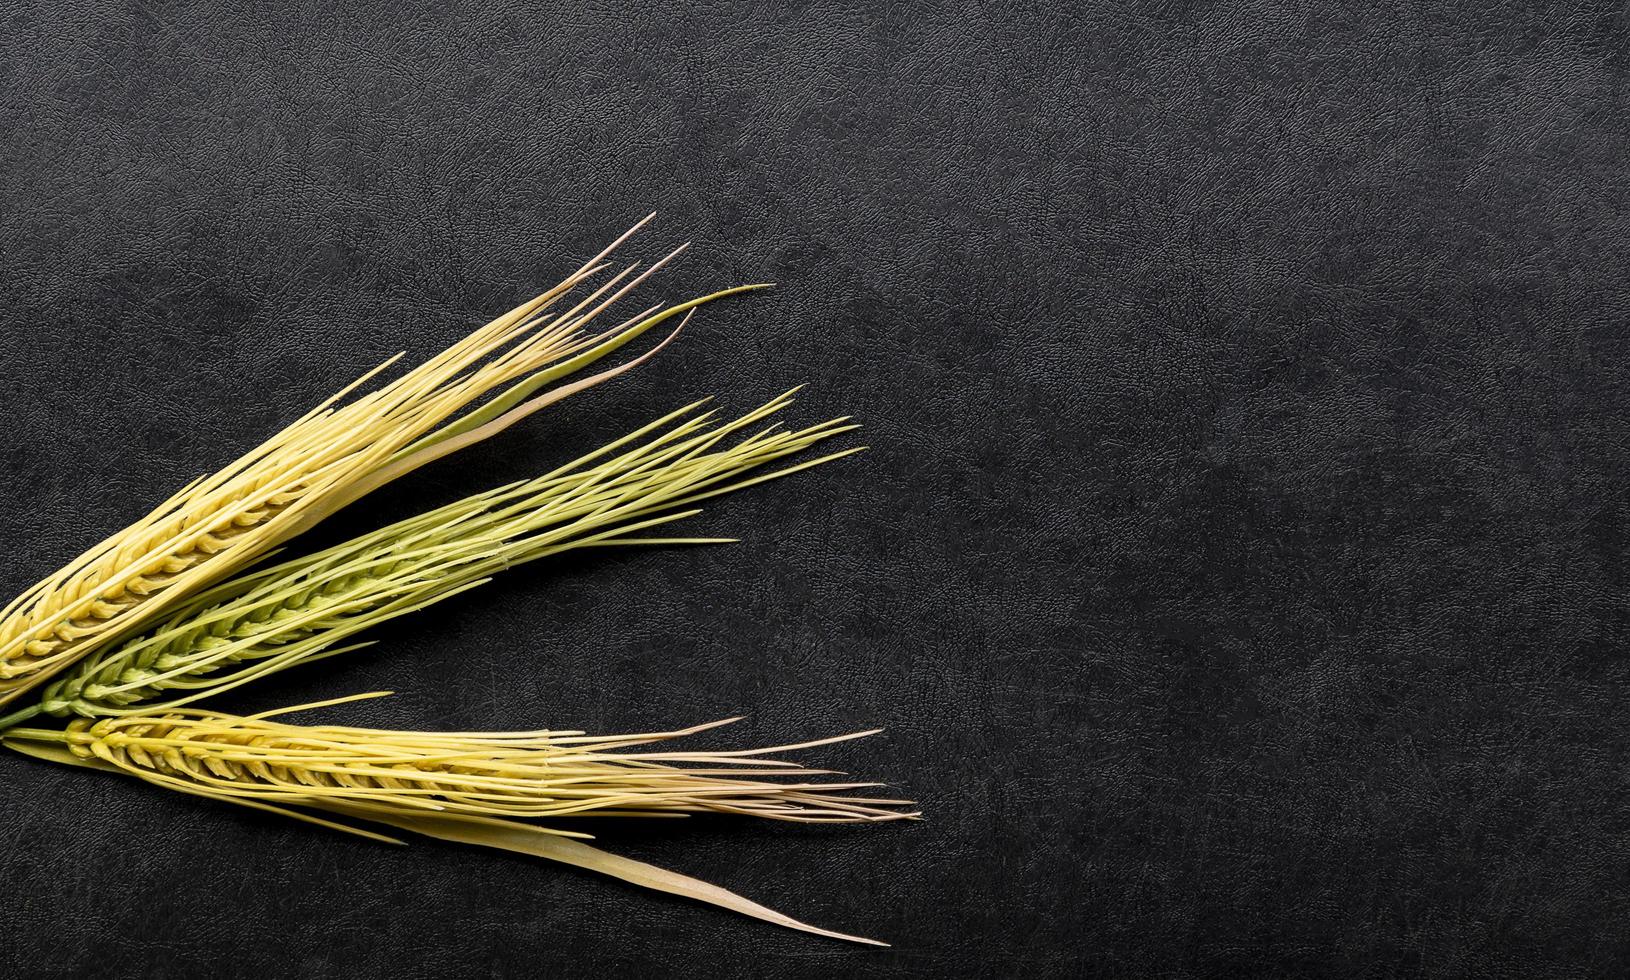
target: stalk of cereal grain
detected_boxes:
[6,693,915,944]
[0,217,758,706]
[1,392,857,724]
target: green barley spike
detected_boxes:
[0,392,861,726]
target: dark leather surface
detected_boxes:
[4,2,1630,977]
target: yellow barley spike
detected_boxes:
[3,691,919,945]
[24,696,919,827]
[0,216,764,706]
[4,695,918,945]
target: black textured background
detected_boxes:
[3,2,1630,978]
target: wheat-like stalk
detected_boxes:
[6,694,915,944]
[6,697,914,825]
[0,393,857,725]
[0,216,748,706]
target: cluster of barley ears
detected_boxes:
[0,216,743,706]
[1,220,909,945]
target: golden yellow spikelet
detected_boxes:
[0,217,761,706]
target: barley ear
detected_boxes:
[18,392,858,721]
[0,220,752,706]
